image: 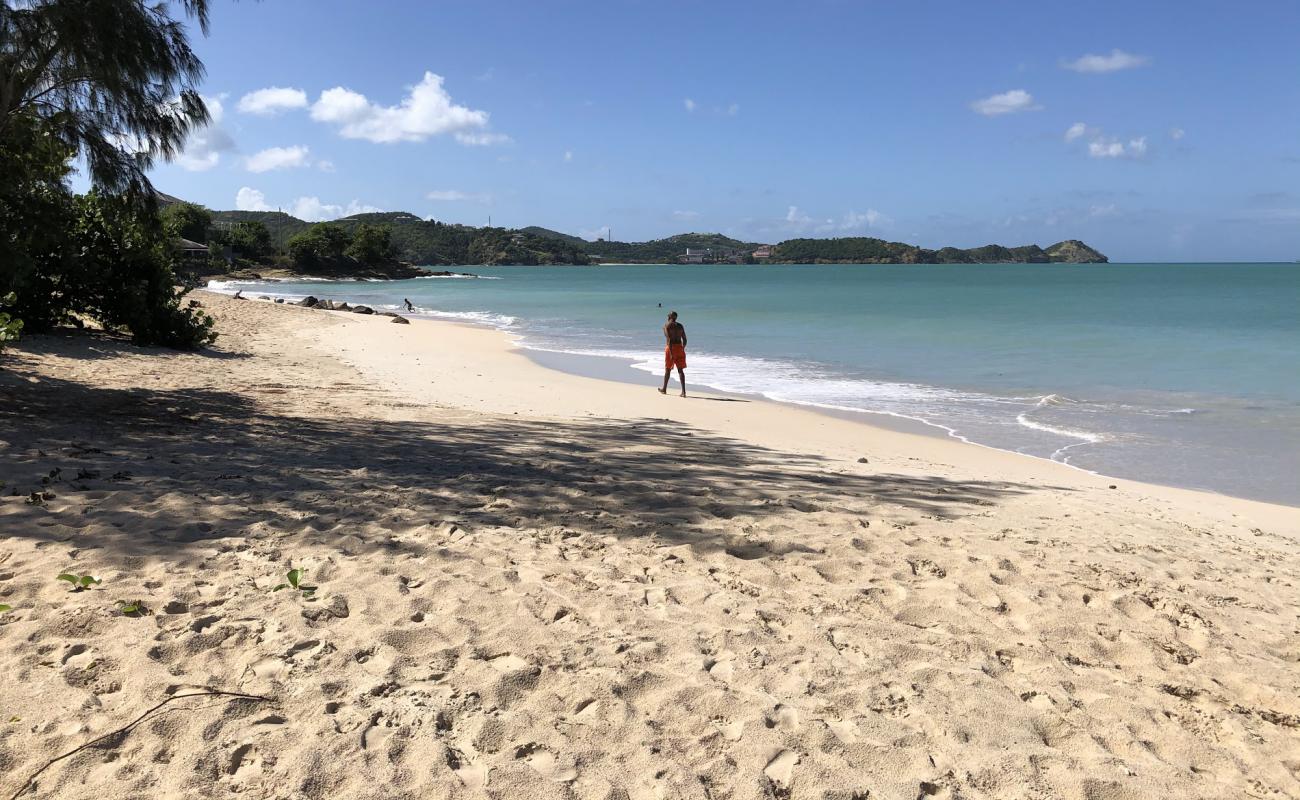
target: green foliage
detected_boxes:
[115,599,150,616]
[160,202,212,243]
[287,223,350,268]
[344,223,395,265]
[65,192,216,348]
[273,566,317,598]
[0,0,212,201]
[0,292,22,348]
[770,237,1106,264]
[209,220,272,259]
[0,5,221,350]
[57,573,101,591]
[0,604,12,614]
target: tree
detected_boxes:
[66,192,214,347]
[344,223,394,265]
[287,224,350,268]
[161,201,211,243]
[0,0,219,348]
[212,220,272,258]
[0,0,212,203]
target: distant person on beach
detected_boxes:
[403,298,414,312]
[659,311,687,397]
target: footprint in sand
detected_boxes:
[446,746,489,788]
[707,654,736,681]
[712,717,744,742]
[226,742,264,785]
[764,749,799,790]
[488,653,530,672]
[514,742,578,783]
[768,704,800,732]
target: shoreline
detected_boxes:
[2,289,1297,798]
[207,282,1298,509]
[275,292,1296,526]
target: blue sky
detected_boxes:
[145,0,1300,261]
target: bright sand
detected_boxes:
[1,290,1297,799]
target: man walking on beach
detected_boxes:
[660,311,687,397]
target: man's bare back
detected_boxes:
[660,311,687,396]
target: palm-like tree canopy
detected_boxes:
[0,0,212,201]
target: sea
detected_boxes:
[210,262,1300,506]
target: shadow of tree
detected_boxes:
[0,327,250,362]
[1,364,1043,568]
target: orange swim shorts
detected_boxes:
[665,343,687,370]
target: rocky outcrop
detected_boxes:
[391,316,410,324]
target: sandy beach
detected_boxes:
[1,289,1297,799]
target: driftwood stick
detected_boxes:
[6,688,274,800]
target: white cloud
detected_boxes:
[1091,136,1146,159]
[310,71,501,145]
[840,209,890,230]
[779,205,890,234]
[970,89,1040,116]
[1066,124,1150,160]
[176,95,235,171]
[563,150,573,162]
[726,102,740,116]
[1088,135,1147,159]
[1062,49,1150,74]
[235,186,273,212]
[671,210,700,221]
[427,189,492,203]
[316,159,335,172]
[454,131,512,146]
[237,86,308,115]
[1170,127,1185,140]
[291,196,383,222]
[684,98,696,112]
[245,145,311,173]
[236,187,379,219]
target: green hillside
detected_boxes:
[771,237,1107,264]
[208,211,590,266]
[524,229,762,263]
[198,200,1106,268]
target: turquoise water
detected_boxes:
[214,263,1300,504]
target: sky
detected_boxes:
[142,0,1300,261]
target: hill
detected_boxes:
[771,237,1107,264]
[209,211,590,266]
[524,229,763,263]
[199,200,1106,268]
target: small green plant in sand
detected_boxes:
[0,604,12,614]
[273,567,317,598]
[115,599,151,616]
[57,573,101,592]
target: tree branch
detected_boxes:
[5,689,275,800]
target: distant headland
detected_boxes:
[164,195,1107,278]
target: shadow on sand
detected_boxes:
[1,357,1045,568]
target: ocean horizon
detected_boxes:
[212,261,1300,505]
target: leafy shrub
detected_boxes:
[0,292,22,349]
